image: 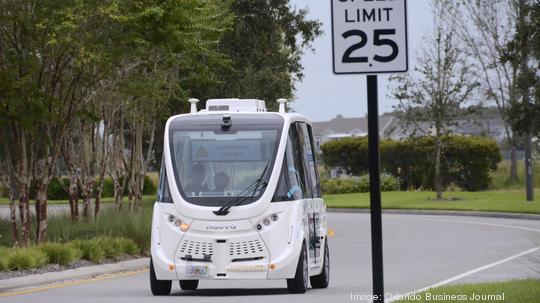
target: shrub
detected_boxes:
[101,178,115,198]
[381,173,400,191]
[356,175,370,192]
[7,247,48,270]
[39,243,81,265]
[47,178,70,200]
[322,135,501,191]
[115,238,139,255]
[71,239,105,263]
[0,247,8,271]
[143,175,157,195]
[321,174,399,194]
[95,237,123,259]
[99,175,156,198]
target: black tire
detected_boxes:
[150,258,172,296]
[287,243,309,294]
[310,239,330,288]
[179,280,199,290]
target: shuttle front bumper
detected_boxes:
[151,202,304,281]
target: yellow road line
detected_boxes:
[0,268,149,297]
[327,228,336,237]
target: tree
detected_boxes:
[389,0,479,199]
[450,0,523,184]
[502,0,539,201]
[0,0,102,243]
[189,0,322,110]
[0,0,235,242]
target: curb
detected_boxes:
[327,208,540,220]
[0,257,149,293]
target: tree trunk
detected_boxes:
[8,182,19,246]
[94,184,102,219]
[35,183,48,244]
[81,182,93,221]
[510,144,518,183]
[114,180,122,210]
[434,135,443,199]
[18,186,31,247]
[68,174,79,222]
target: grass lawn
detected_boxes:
[324,189,540,214]
[394,279,540,303]
[2,189,540,214]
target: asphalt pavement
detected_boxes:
[1,213,539,303]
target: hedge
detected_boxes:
[322,135,502,191]
[321,173,399,194]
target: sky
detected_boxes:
[288,0,433,121]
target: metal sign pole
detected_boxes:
[367,74,384,302]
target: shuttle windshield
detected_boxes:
[169,120,282,207]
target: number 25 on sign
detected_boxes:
[331,0,408,75]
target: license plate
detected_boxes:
[186,265,209,278]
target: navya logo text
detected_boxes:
[206,224,237,231]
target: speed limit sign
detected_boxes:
[331,0,408,74]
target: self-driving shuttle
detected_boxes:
[150,98,329,295]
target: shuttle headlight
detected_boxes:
[167,215,190,232]
[256,213,281,231]
[180,223,190,232]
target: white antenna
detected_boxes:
[188,98,199,114]
[277,98,288,113]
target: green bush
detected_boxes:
[101,178,115,198]
[0,183,8,198]
[115,238,139,255]
[39,243,81,265]
[0,237,141,272]
[357,175,370,192]
[143,175,157,195]
[47,178,70,200]
[96,237,123,259]
[322,135,501,191]
[321,174,399,194]
[7,247,48,270]
[381,173,400,191]
[71,239,105,263]
[99,176,156,198]
[0,247,8,271]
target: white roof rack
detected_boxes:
[205,98,267,113]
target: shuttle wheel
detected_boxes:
[310,239,329,288]
[179,280,199,290]
[287,243,308,293]
[150,258,172,296]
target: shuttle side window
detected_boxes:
[289,123,311,198]
[272,157,292,202]
[305,124,322,198]
[272,125,309,202]
[157,160,172,203]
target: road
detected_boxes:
[1,213,539,303]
